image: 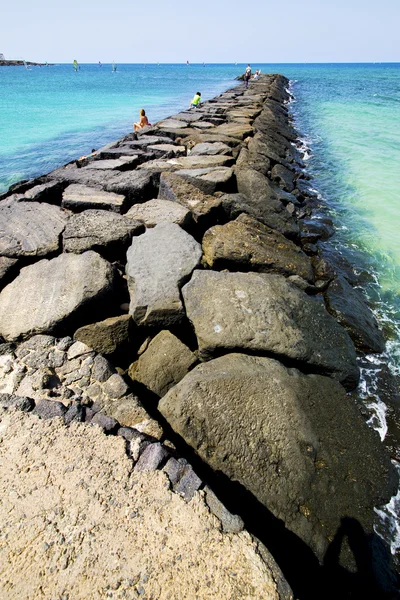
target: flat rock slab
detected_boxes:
[49,166,154,206]
[23,181,64,204]
[126,222,202,326]
[63,209,142,255]
[125,198,192,228]
[139,155,232,172]
[0,251,116,341]
[175,167,234,195]
[83,156,138,170]
[192,122,215,129]
[158,119,189,129]
[211,123,253,140]
[190,142,232,156]
[62,184,126,213]
[0,201,69,258]
[146,144,186,156]
[182,270,359,389]
[173,112,203,123]
[129,330,197,397]
[158,173,222,225]
[202,213,314,282]
[182,133,243,148]
[159,353,395,562]
[122,136,172,147]
[325,276,385,353]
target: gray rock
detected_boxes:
[91,412,119,432]
[235,169,299,239]
[126,223,202,326]
[158,119,189,130]
[202,213,314,282]
[146,144,186,157]
[134,442,169,472]
[271,164,296,192]
[90,354,114,382]
[64,403,85,424]
[174,466,202,501]
[33,399,67,419]
[189,142,232,156]
[210,123,253,140]
[102,373,129,399]
[125,199,192,229]
[0,201,69,257]
[159,353,396,562]
[63,209,139,255]
[139,154,233,173]
[176,167,234,195]
[0,393,34,412]
[23,181,64,204]
[0,251,116,341]
[83,156,138,170]
[101,393,160,433]
[0,257,19,288]
[74,315,132,356]
[158,173,222,225]
[50,166,154,207]
[325,276,385,353]
[163,457,187,486]
[203,486,244,533]
[62,184,126,213]
[128,330,197,397]
[182,270,359,389]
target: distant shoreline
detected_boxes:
[0,60,53,67]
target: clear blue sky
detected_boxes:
[1,0,399,63]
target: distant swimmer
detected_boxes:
[99,61,102,67]
[190,91,201,109]
[112,61,117,72]
[134,108,152,131]
[186,60,190,65]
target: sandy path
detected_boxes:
[0,409,281,599]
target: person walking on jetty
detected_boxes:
[190,92,201,108]
[134,109,151,131]
[244,64,252,88]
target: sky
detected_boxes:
[1,0,399,64]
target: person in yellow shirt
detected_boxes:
[190,92,201,108]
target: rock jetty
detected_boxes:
[0,74,398,599]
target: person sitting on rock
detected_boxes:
[134,109,151,131]
[190,92,201,109]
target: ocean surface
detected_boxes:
[1,62,400,557]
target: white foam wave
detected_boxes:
[375,462,400,555]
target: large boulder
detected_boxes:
[158,173,222,226]
[159,353,396,564]
[0,201,69,257]
[0,251,116,341]
[235,169,299,239]
[211,123,253,140]
[63,209,143,256]
[182,270,359,389]
[202,214,314,282]
[325,276,385,353]
[129,330,197,397]
[124,199,192,229]
[176,167,234,195]
[139,155,233,172]
[126,223,202,326]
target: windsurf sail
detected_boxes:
[73,59,79,71]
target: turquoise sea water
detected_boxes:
[1,62,400,553]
